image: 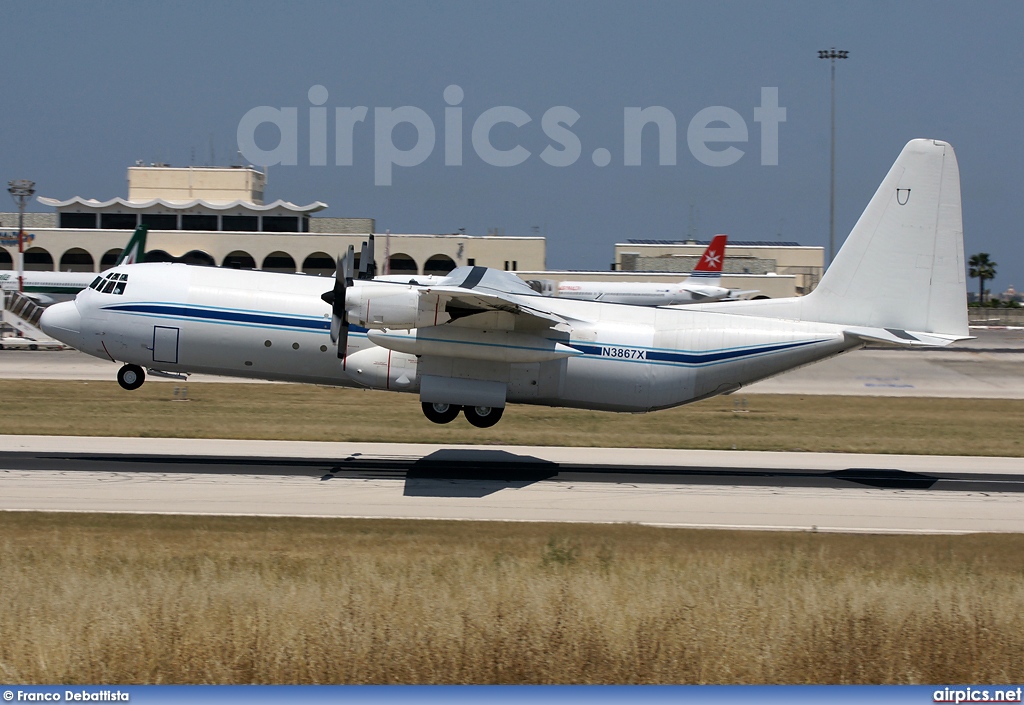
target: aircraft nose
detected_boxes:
[39,301,83,346]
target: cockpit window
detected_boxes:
[95,273,129,295]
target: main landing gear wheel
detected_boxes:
[422,402,462,424]
[464,405,504,428]
[117,364,146,391]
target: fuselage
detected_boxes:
[43,262,859,413]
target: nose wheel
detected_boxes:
[117,364,146,391]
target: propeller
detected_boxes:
[357,233,376,280]
[321,245,355,360]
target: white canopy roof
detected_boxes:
[38,196,328,213]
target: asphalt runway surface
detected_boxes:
[3,436,1023,534]
[4,328,1024,397]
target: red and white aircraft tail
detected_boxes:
[683,234,727,286]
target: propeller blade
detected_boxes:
[330,310,342,342]
[344,245,355,284]
[338,251,353,359]
[358,234,376,280]
[358,241,369,280]
[337,322,349,360]
[323,255,348,353]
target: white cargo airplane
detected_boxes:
[40,139,968,428]
[1,225,148,304]
[553,234,734,305]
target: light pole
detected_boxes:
[7,179,36,294]
[818,48,848,266]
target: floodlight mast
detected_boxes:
[7,179,36,294]
[818,48,849,267]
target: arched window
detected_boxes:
[262,251,296,273]
[59,247,95,272]
[423,254,457,276]
[100,248,123,270]
[222,251,256,269]
[387,253,417,274]
[144,250,175,263]
[181,250,216,267]
[302,251,335,276]
[24,247,54,272]
[0,248,12,270]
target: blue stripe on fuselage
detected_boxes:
[102,302,825,368]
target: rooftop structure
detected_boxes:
[37,164,329,234]
[127,164,266,204]
[614,239,825,294]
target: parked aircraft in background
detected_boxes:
[40,140,968,429]
[1,225,148,304]
[551,234,735,305]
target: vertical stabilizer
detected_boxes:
[795,139,967,336]
[691,140,968,340]
[683,234,727,287]
[116,225,149,266]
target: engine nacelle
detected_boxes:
[345,285,448,330]
[343,345,419,391]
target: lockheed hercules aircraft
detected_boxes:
[40,139,968,428]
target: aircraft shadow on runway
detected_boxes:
[6,450,1024,497]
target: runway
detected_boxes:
[3,435,1023,534]
[4,328,1024,397]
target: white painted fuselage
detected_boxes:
[53,263,854,413]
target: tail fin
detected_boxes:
[801,139,967,337]
[684,234,727,287]
[116,225,149,265]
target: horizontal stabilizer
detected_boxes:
[843,326,970,347]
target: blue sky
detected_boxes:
[3,1,1022,291]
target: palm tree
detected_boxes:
[968,253,997,304]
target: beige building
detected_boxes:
[614,239,825,295]
[0,165,545,277]
[127,164,267,204]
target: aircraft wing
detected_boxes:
[725,289,760,300]
[424,285,580,327]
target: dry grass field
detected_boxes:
[1,379,1023,455]
[1,512,1022,684]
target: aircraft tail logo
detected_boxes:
[117,225,149,265]
[686,234,728,285]
[693,234,727,273]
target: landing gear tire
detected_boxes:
[117,364,146,391]
[422,402,462,424]
[464,405,504,428]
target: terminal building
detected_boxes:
[0,164,545,277]
[1,164,824,299]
